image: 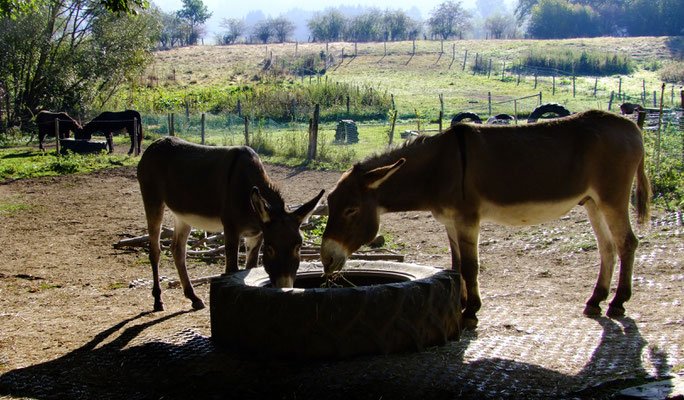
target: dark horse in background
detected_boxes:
[78,110,143,154]
[35,111,83,151]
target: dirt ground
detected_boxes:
[0,144,682,399]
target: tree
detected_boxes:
[1,0,147,18]
[427,0,473,40]
[346,9,383,42]
[307,9,346,42]
[157,9,189,48]
[271,16,295,42]
[527,0,600,38]
[176,0,211,45]
[484,13,516,39]
[251,19,273,44]
[0,0,158,129]
[217,18,245,45]
[514,0,538,21]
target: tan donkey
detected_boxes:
[138,137,324,311]
[321,110,650,328]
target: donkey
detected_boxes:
[79,110,143,154]
[321,110,650,328]
[35,111,83,151]
[138,136,324,311]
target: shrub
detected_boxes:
[659,61,684,84]
[521,49,634,76]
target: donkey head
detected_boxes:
[321,158,405,274]
[250,187,325,288]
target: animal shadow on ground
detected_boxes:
[0,316,667,400]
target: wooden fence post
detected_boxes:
[201,113,205,145]
[439,110,443,132]
[594,78,598,97]
[552,75,556,95]
[462,50,467,71]
[488,92,492,116]
[488,59,492,79]
[439,93,444,117]
[640,79,645,103]
[307,104,319,160]
[55,118,60,157]
[473,53,478,75]
[653,91,657,107]
[572,76,576,97]
[514,100,518,125]
[244,117,249,146]
[539,92,542,105]
[608,91,614,111]
[388,110,397,146]
[618,76,622,98]
[534,73,538,89]
[168,113,175,136]
[346,95,350,114]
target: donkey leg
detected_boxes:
[146,205,165,312]
[244,233,263,269]
[446,224,481,329]
[223,229,240,274]
[603,207,639,318]
[127,128,135,155]
[583,199,617,316]
[171,218,205,310]
[106,132,114,153]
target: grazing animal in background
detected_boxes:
[137,136,324,311]
[620,103,644,115]
[79,110,143,154]
[321,110,650,328]
[35,111,83,151]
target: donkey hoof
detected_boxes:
[606,305,625,319]
[583,304,601,317]
[154,302,165,312]
[191,299,206,310]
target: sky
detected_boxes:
[152,0,517,41]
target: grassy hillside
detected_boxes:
[140,37,683,120]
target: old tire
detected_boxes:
[210,261,461,359]
[486,113,515,124]
[451,112,482,125]
[527,103,571,123]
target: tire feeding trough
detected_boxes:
[210,261,462,359]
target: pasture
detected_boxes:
[1,36,683,399]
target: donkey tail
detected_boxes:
[635,154,651,226]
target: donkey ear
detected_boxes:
[364,158,405,190]
[293,189,325,224]
[250,187,271,224]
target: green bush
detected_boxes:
[521,49,634,76]
[659,61,684,84]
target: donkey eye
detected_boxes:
[344,207,359,217]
